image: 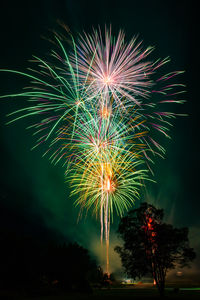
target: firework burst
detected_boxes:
[0,25,185,274]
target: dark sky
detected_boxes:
[0,0,199,274]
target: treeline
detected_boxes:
[0,231,103,293]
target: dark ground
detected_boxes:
[1,286,200,300]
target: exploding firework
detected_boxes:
[71,152,149,273]
[71,27,185,167]
[71,27,154,106]
[0,25,185,274]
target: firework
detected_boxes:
[71,27,154,107]
[71,28,185,165]
[69,137,149,273]
[0,25,185,274]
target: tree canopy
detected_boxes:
[115,202,196,296]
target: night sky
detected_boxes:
[0,0,199,277]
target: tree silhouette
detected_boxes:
[44,242,97,291]
[115,202,196,296]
